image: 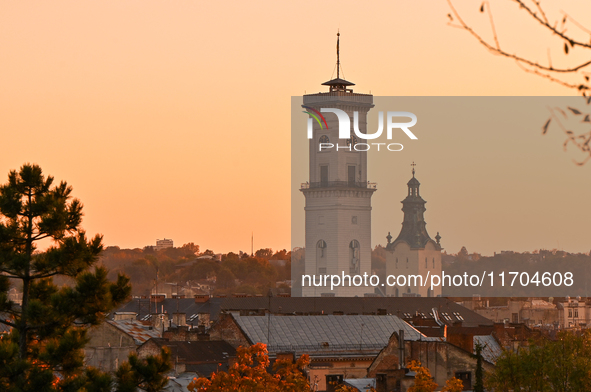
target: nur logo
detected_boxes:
[303,107,418,152]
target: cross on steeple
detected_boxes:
[411,162,416,177]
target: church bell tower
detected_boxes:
[385,164,442,297]
[301,33,376,297]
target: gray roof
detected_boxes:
[474,335,502,364]
[233,314,439,354]
[112,297,223,323]
[221,297,492,327]
[344,378,376,391]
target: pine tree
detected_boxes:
[473,342,484,392]
[0,164,170,391]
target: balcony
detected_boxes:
[301,181,377,190]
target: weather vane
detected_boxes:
[411,161,416,177]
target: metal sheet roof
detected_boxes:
[344,378,376,391]
[474,335,502,364]
[234,314,439,354]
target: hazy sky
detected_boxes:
[1,1,589,254]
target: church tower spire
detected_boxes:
[385,163,442,297]
[389,163,433,249]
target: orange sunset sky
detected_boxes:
[1,1,589,255]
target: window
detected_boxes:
[348,165,356,186]
[316,240,327,275]
[406,258,409,269]
[455,372,471,390]
[351,216,357,224]
[395,257,398,269]
[575,309,579,318]
[432,258,435,268]
[425,257,428,268]
[319,135,329,145]
[569,309,573,318]
[320,165,328,187]
[326,375,343,385]
[349,240,360,274]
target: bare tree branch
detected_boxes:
[446,0,591,75]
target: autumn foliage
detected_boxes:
[407,360,438,392]
[441,377,464,392]
[188,343,310,392]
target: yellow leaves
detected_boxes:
[407,360,438,392]
[441,377,464,392]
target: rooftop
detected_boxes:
[233,314,439,355]
[107,319,161,345]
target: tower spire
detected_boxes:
[336,30,340,79]
[411,161,416,177]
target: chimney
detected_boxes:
[151,294,165,303]
[398,330,405,369]
[150,313,168,333]
[194,294,209,303]
[113,312,137,321]
[198,312,210,327]
[172,312,186,327]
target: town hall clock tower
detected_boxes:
[300,34,376,297]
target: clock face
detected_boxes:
[346,135,358,146]
[319,135,329,144]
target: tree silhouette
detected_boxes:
[0,164,170,391]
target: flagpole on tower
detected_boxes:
[336,30,340,79]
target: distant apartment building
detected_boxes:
[154,238,173,251]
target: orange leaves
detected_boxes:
[187,343,310,392]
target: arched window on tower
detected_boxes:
[319,135,329,151]
[349,240,360,274]
[316,240,327,274]
[432,258,435,269]
[425,257,428,268]
[395,257,398,269]
[406,258,409,269]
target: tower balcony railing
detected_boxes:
[303,92,373,104]
[301,181,377,190]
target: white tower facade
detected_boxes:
[301,72,376,297]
